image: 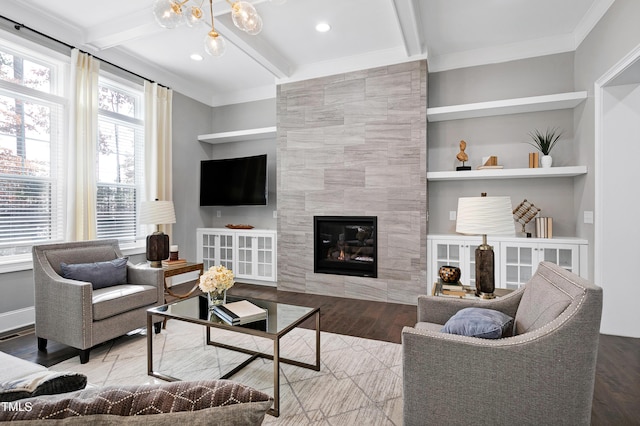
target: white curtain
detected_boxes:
[66,49,100,241]
[144,81,173,238]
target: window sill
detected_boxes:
[0,242,146,274]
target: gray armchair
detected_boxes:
[32,240,165,364]
[402,261,603,426]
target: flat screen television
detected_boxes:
[200,154,267,206]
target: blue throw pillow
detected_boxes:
[441,307,514,339]
[60,258,128,290]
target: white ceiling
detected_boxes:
[0,0,615,106]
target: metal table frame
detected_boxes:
[147,297,320,417]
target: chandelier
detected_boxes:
[152,0,270,57]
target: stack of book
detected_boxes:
[212,300,268,325]
[528,152,540,168]
[535,217,553,238]
[162,258,187,266]
[434,280,468,297]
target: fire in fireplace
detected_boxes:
[314,216,377,278]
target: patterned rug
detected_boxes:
[49,320,403,425]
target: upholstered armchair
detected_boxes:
[32,240,165,364]
[402,261,603,425]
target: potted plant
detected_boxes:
[527,127,563,168]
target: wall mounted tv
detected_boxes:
[200,154,267,206]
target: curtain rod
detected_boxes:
[0,14,169,89]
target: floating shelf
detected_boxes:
[426,166,587,181]
[426,91,587,122]
[198,126,277,144]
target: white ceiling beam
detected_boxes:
[81,1,290,79]
[214,17,291,79]
[83,9,161,51]
[391,0,425,57]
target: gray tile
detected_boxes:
[277,60,427,304]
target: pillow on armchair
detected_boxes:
[441,307,514,339]
[60,257,128,289]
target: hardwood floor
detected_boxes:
[1,282,638,424]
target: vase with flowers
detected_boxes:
[198,265,235,309]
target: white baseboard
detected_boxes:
[0,307,35,335]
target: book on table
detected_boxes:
[162,258,187,266]
[212,300,268,325]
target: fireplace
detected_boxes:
[314,216,377,278]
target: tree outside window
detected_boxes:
[96,79,144,241]
[0,48,62,256]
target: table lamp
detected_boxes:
[456,193,515,298]
[139,200,176,267]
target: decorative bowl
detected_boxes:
[439,265,461,283]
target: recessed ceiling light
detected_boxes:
[190,53,203,61]
[315,22,331,33]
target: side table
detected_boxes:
[432,282,513,299]
[162,262,204,299]
[160,262,204,329]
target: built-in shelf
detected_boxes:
[426,91,587,122]
[426,166,587,181]
[198,126,277,144]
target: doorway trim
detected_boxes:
[593,42,640,287]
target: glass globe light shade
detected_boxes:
[231,1,258,32]
[185,5,204,28]
[152,0,185,29]
[245,15,263,35]
[204,32,226,57]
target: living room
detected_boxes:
[1,0,639,424]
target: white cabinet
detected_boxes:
[428,235,588,292]
[427,235,499,293]
[197,228,277,284]
[235,232,277,281]
[198,229,235,271]
[500,239,587,289]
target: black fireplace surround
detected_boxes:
[314,216,377,278]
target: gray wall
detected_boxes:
[211,98,276,132]
[573,0,640,282]
[0,270,34,317]
[276,60,428,304]
[202,98,278,230]
[171,91,214,261]
[572,0,640,335]
[427,53,580,237]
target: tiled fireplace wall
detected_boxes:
[276,60,428,304]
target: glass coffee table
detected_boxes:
[146,294,320,417]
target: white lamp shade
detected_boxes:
[139,200,176,225]
[456,196,515,236]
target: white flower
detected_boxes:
[199,265,235,294]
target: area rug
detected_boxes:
[49,320,403,425]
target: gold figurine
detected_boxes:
[456,140,471,171]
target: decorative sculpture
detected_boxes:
[456,140,471,171]
[513,199,541,237]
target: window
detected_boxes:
[96,77,144,241]
[0,43,65,258]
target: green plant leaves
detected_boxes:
[527,127,564,155]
